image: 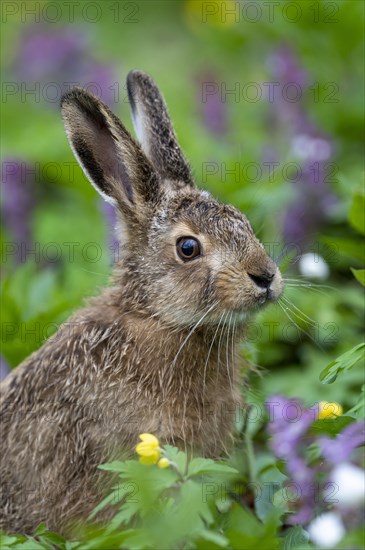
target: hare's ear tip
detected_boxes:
[126,71,155,113]
[126,70,152,88]
[127,69,147,80]
[60,87,97,110]
[61,87,83,106]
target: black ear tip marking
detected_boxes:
[127,69,149,84]
[61,87,87,108]
[126,70,151,111]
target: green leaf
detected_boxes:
[104,500,140,532]
[351,268,365,286]
[88,486,123,520]
[282,526,311,550]
[33,524,48,536]
[310,415,354,436]
[321,236,365,263]
[226,504,279,549]
[255,463,287,523]
[0,534,25,547]
[255,485,283,526]
[25,269,58,319]
[320,343,365,383]
[33,537,56,550]
[349,192,365,234]
[75,529,133,550]
[227,504,262,534]
[39,533,66,549]
[187,458,238,478]
[338,525,365,549]
[195,529,229,548]
[98,460,126,473]
[6,538,50,550]
[163,444,187,474]
[346,384,365,419]
[273,488,290,515]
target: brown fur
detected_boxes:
[0,71,283,534]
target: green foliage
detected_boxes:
[319,343,365,384]
[3,357,364,550]
[0,447,283,550]
[349,193,365,236]
[1,0,364,548]
[351,268,365,286]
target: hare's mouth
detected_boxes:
[257,287,280,304]
[251,269,284,305]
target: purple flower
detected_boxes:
[0,355,10,381]
[268,46,308,90]
[286,455,317,524]
[265,46,337,251]
[266,395,314,459]
[266,395,365,526]
[286,456,314,496]
[12,26,118,107]
[196,72,228,137]
[1,158,36,263]
[267,396,318,524]
[319,421,365,464]
[14,28,87,81]
[289,505,313,526]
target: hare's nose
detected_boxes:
[248,272,274,289]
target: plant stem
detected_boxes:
[245,430,256,484]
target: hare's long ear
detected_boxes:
[61,88,160,223]
[127,70,194,187]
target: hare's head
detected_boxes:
[61,71,283,328]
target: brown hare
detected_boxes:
[0,70,283,534]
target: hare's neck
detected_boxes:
[92,287,245,391]
[134,320,246,395]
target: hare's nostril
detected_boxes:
[248,272,274,289]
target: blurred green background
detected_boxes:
[1,0,364,409]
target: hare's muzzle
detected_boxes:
[248,266,283,304]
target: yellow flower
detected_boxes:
[136,433,161,465]
[318,401,343,419]
[185,0,237,30]
[157,457,170,469]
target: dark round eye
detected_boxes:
[176,237,201,261]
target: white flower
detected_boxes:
[299,253,329,280]
[308,512,345,548]
[291,134,331,161]
[331,462,365,508]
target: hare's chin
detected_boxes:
[207,311,249,326]
[229,311,250,324]
[257,288,282,305]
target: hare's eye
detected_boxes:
[176,237,201,261]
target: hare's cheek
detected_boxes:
[214,268,247,310]
[151,267,210,325]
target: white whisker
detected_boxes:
[203,311,225,397]
[216,311,230,383]
[280,296,317,327]
[225,312,233,392]
[278,300,324,351]
[283,278,335,290]
[284,284,331,297]
[231,314,236,378]
[171,301,218,369]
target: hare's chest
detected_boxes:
[146,387,241,457]
[95,356,242,457]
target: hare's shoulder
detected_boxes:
[0,302,133,406]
